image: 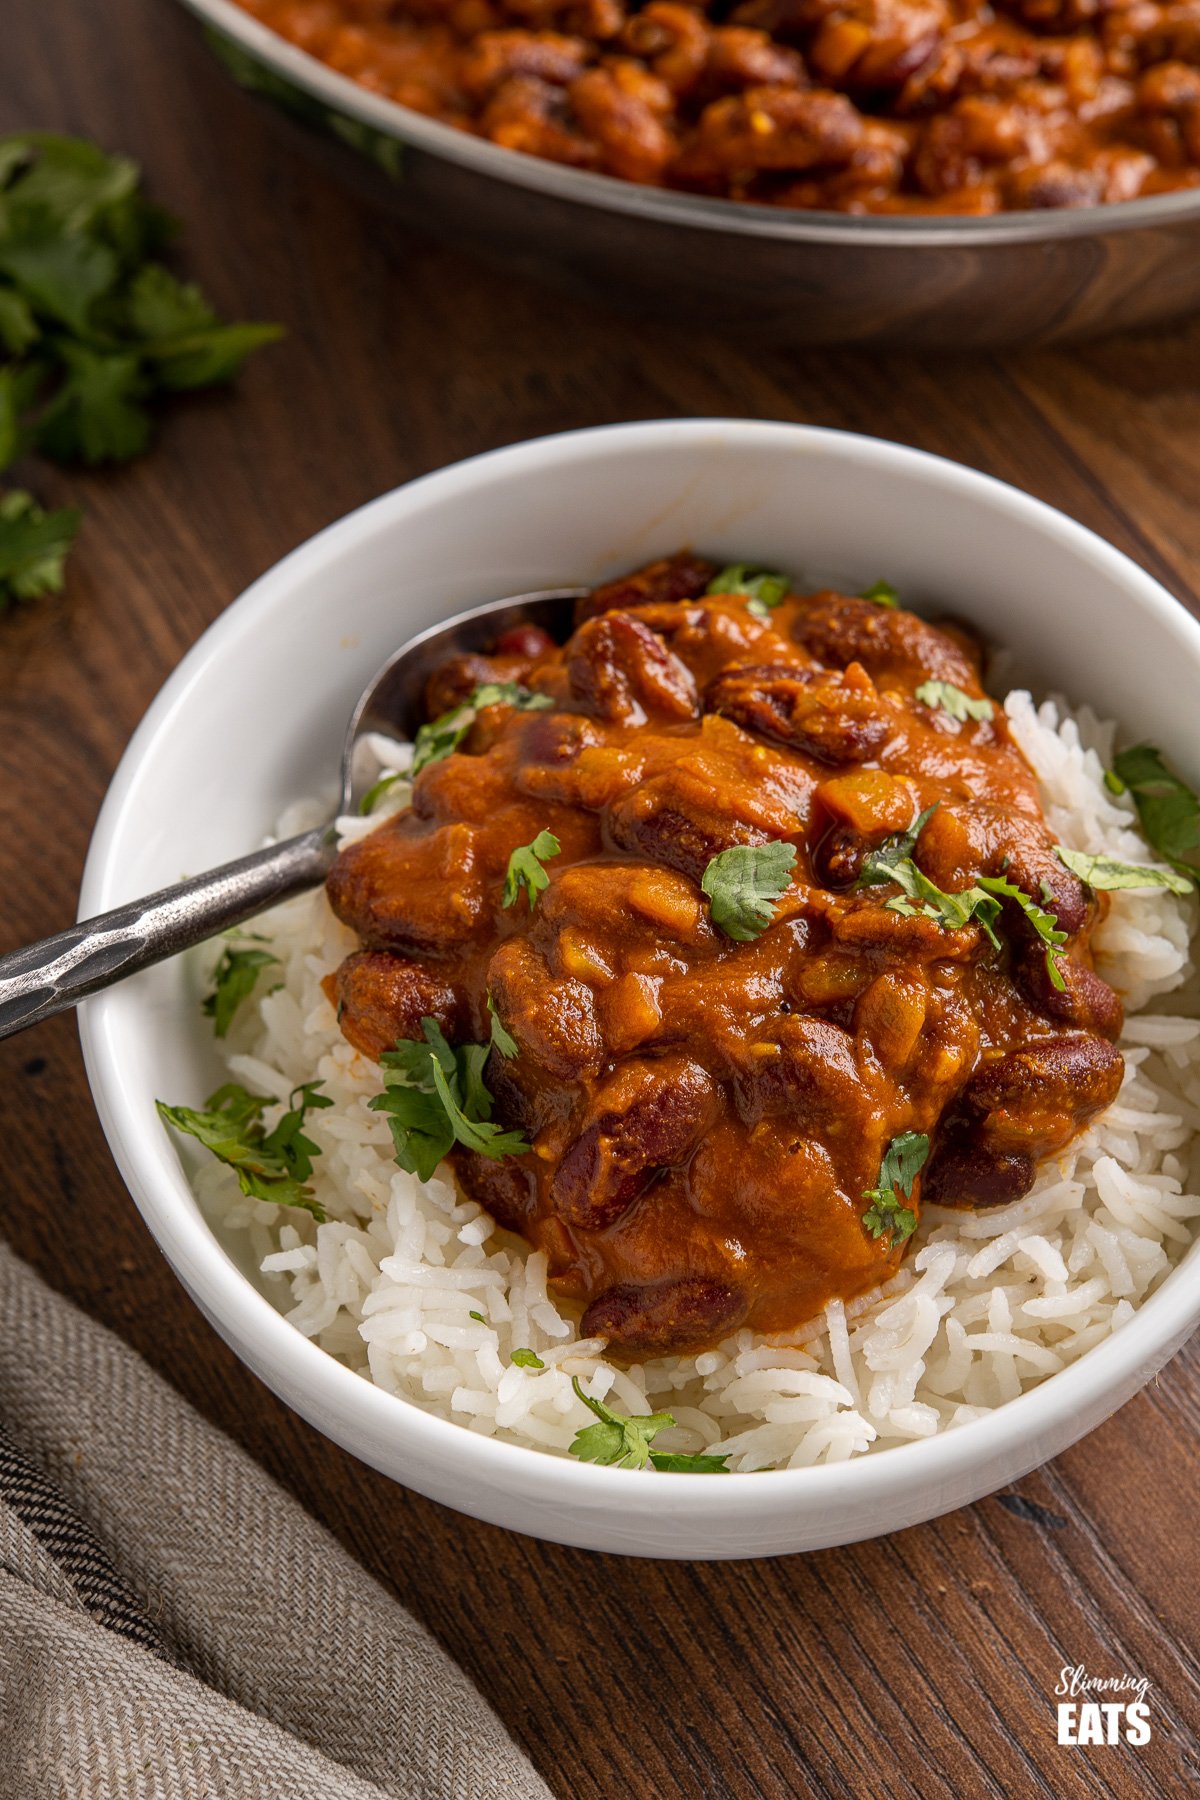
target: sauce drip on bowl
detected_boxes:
[324,554,1124,1357]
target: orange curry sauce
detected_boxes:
[321,555,1124,1358]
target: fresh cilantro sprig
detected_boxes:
[862,1131,929,1247]
[0,133,280,607]
[914,680,994,724]
[369,1016,530,1181]
[487,992,519,1059]
[975,874,1068,990]
[568,1378,730,1472]
[510,1348,545,1369]
[0,483,80,610]
[859,803,1067,989]
[857,804,939,889]
[861,579,899,607]
[701,841,797,942]
[157,1079,331,1219]
[1054,844,1192,897]
[503,829,561,909]
[1104,745,1200,890]
[411,682,553,777]
[202,936,278,1038]
[358,770,409,816]
[706,562,791,621]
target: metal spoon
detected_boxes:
[0,587,585,1040]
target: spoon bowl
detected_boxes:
[0,587,584,1041]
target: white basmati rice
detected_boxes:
[187,690,1200,1470]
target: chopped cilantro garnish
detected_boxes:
[862,1130,928,1248]
[510,1348,545,1369]
[202,938,278,1038]
[469,1310,486,1324]
[706,563,791,621]
[567,1378,731,1472]
[975,873,1067,990]
[1106,745,1200,890]
[857,803,939,889]
[487,993,519,1059]
[647,1451,732,1473]
[157,1079,331,1219]
[369,1017,530,1182]
[861,580,899,607]
[502,829,561,909]
[860,804,1067,989]
[568,1378,675,1469]
[914,680,994,724]
[358,770,409,816]
[1054,845,1192,898]
[701,841,797,942]
[411,682,552,778]
[0,484,80,609]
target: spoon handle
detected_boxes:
[0,826,335,1041]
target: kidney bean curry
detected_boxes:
[322,553,1127,1360]
[240,0,1200,214]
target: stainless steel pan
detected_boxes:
[180,0,1200,347]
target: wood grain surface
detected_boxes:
[4,4,1200,1794]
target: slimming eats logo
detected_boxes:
[1055,1665,1153,1745]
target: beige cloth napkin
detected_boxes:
[0,1244,553,1800]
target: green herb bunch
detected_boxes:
[0,132,281,610]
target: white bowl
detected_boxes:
[80,419,1200,1559]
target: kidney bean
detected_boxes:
[567,611,699,723]
[551,1057,718,1229]
[706,661,892,763]
[574,552,717,624]
[322,950,465,1061]
[582,1277,748,1357]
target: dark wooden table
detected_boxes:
[5,4,1200,1794]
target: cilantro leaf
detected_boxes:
[358,770,409,816]
[647,1451,732,1473]
[0,225,118,337]
[411,682,553,778]
[701,841,797,942]
[0,487,81,608]
[862,1130,928,1247]
[568,1378,676,1470]
[706,563,791,622]
[157,1079,330,1219]
[469,1310,486,1323]
[487,993,519,1059]
[428,1056,532,1160]
[1107,745,1200,890]
[857,803,939,889]
[1053,845,1192,898]
[202,939,278,1038]
[860,811,1069,989]
[914,680,994,724]
[369,1016,530,1180]
[0,133,279,608]
[861,580,899,607]
[0,286,37,355]
[33,344,150,464]
[976,873,1068,991]
[510,1348,545,1369]
[502,829,561,909]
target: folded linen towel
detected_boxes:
[0,1243,552,1800]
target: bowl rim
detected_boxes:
[79,417,1200,1518]
[180,0,1200,249]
